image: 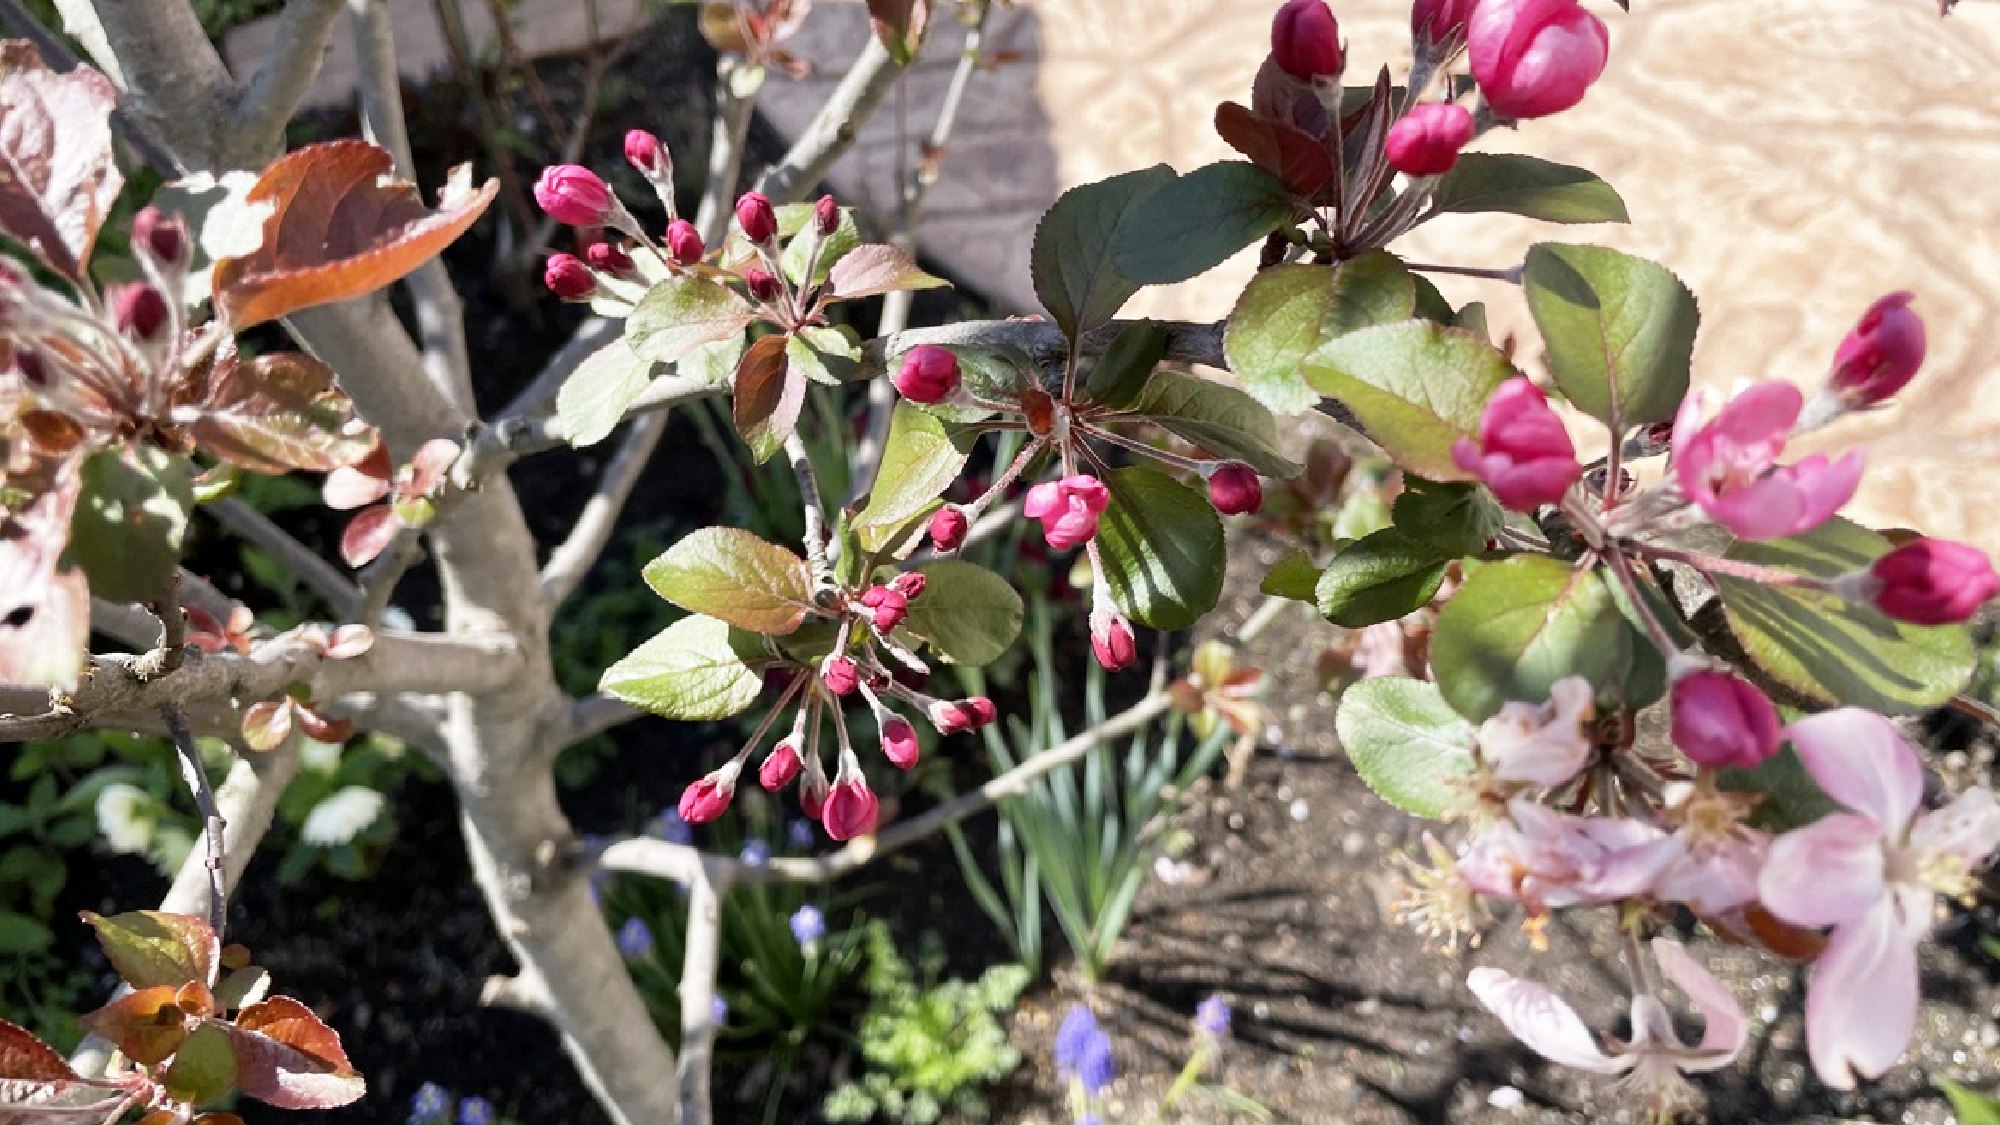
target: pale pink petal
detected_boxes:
[324,624,375,659]
[1654,835,1763,915]
[1651,939,1746,1064]
[1775,451,1863,533]
[1708,475,1805,541]
[406,438,462,494]
[1022,481,1061,519]
[1804,897,1922,1090]
[1759,813,1885,928]
[1467,967,1631,1074]
[1712,381,1803,446]
[1907,787,2000,866]
[340,505,399,568]
[323,465,391,510]
[1785,709,1923,831]
[1670,387,1719,464]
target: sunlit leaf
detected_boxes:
[629,277,758,366]
[853,403,970,553]
[0,42,122,281]
[224,997,363,1110]
[181,352,375,474]
[1301,320,1513,481]
[898,560,1023,666]
[643,527,813,636]
[1429,556,1643,720]
[555,343,654,448]
[1335,677,1477,818]
[599,614,773,722]
[81,910,218,991]
[1523,242,1697,428]
[1224,255,1415,414]
[827,244,946,300]
[67,447,193,603]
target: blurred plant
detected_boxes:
[1052,999,1268,1125]
[406,1080,513,1125]
[946,600,1230,979]
[822,926,1028,1125]
[270,732,432,883]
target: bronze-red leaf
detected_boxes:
[0,42,123,281]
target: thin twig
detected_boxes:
[355,528,425,629]
[540,412,667,607]
[129,573,188,681]
[163,709,227,939]
[208,498,363,616]
[1401,261,1525,284]
[755,34,905,203]
[784,433,833,593]
[676,860,729,1125]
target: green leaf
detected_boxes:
[0,911,50,954]
[1392,477,1502,557]
[1430,556,1640,720]
[1716,517,1975,713]
[163,1023,237,1104]
[556,342,654,447]
[642,527,814,636]
[1315,529,1450,628]
[1717,746,1836,833]
[1939,1080,2000,1125]
[1523,243,1697,427]
[627,276,758,364]
[899,561,1023,666]
[68,447,193,602]
[599,614,770,722]
[1334,677,1477,818]
[1083,320,1168,410]
[1259,549,1321,603]
[779,203,860,287]
[1301,320,1514,480]
[1428,155,1629,225]
[853,404,971,553]
[1030,164,1175,341]
[1223,254,1416,414]
[1110,162,1295,285]
[680,332,745,387]
[81,910,217,990]
[1095,465,1225,630]
[1125,369,1301,477]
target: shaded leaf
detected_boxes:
[67,447,193,603]
[213,141,497,328]
[1391,477,1502,557]
[628,275,758,365]
[1213,102,1335,198]
[81,910,218,991]
[827,243,946,300]
[731,333,802,464]
[1428,154,1628,225]
[1717,746,1836,833]
[1095,464,1225,630]
[1716,517,1975,713]
[1030,164,1175,341]
[642,527,813,636]
[1259,549,1320,603]
[556,343,654,448]
[1110,162,1294,285]
[1523,243,1697,427]
[899,560,1023,666]
[853,403,970,553]
[1315,529,1449,628]
[1125,369,1300,477]
[0,1017,130,1123]
[225,997,363,1110]
[1224,254,1416,414]
[163,1024,236,1106]
[1082,320,1169,411]
[181,352,375,474]
[1301,321,1513,480]
[599,614,772,722]
[0,43,122,281]
[1429,556,1640,720]
[1335,677,1477,818]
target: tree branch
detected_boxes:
[754,34,904,203]
[230,0,344,161]
[50,0,232,170]
[676,861,728,1125]
[163,709,228,938]
[208,497,364,617]
[538,411,666,608]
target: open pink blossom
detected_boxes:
[1474,676,1594,787]
[1650,782,1769,915]
[1470,938,1746,1116]
[1757,709,2000,1088]
[1456,799,1674,911]
[1024,474,1111,551]
[1672,382,1863,541]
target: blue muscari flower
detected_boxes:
[457,1097,496,1125]
[1054,1005,1099,1073]
[1077,1031,1116,1095]
[647,808,692,845]
[408,1082,451,1123]
[739,839,772,867]
[711,995,730,1024]
[1196,994,1232,1038]
[786,818,816,849]
[790,904,826,945]
[1076,1117,1102,1125]
[617,917,654,960]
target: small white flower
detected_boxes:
[298,738,343,775]
[95,783,156,855]
[301,786,385,847]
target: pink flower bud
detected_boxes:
[534,164,617,226]
[744,266,782,303]
[113,282,168,340]
[893,344,960,404]
[1385,103,1476,176]
[820,655,858,696]
[131,206,187,267]
[1866,539,1998,625]
[1090,604,1138,672]
[678,774,734,824]
[861,585,910,632]
[543,253,596,300]
[735,191,777,244]
[1271,0,1344,83]
[881,717,920,769]
[1670,666,1780,770]
[624,129,668,177]
[759,739,803,790]
[667,219,705,266]
[1207,462,1264,515]
[1024,474,1112,552]
[585,241,634,274]
[965,696,998,728]
[813,194,840,237]
[890,572,927,601]
[1467,0,1608,120]
[1828,292,1925,408]
[799,770,830,819]
[1450,377,1581,510]
[822,778,879,841]
[929,698,995,735]
[929,505,969,551]
[1412,0,1474,44]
